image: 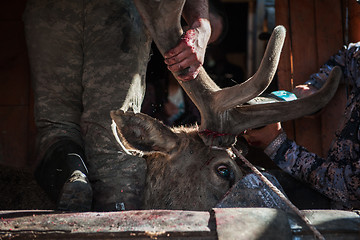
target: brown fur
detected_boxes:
[111,110,243,210]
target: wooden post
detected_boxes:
[349,0,360,43]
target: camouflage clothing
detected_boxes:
[24,0,151,210]
[265,42,360,209]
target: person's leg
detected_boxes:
[24,0,92,211]
[82,0,151,211]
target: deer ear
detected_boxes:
[110,110,179,153]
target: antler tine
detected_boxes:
[213,26,286,112]
[228,66,342,133]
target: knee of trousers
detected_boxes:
[88,152,147,211]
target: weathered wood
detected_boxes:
[0,210,215,239]
[349,0,360,43]
[289,0,323,156]
[290,210,360,240]
[1,209,359,239]
[213,208,292,240]
[314,0,343,66]
[275,0,295,140]
[275,0,292,92]
[315,0,346,156]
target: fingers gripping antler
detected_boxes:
[133,0,339,147]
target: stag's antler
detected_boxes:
[134,0,341,147]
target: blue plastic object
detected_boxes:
[270,90,297,102]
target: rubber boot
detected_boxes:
[35,139,93,211]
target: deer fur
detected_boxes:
[111,110,243,210]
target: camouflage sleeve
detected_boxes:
[262,42,360,208]
[265,134,359,208]
[305,42,360,89]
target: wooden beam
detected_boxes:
[1,209,359,239]
[288,0,323,155]
[275,0,295,140]
[349,0,360,43]
[315,0,345,156]
[0,210,215,239]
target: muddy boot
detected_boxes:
[35,139,93,211]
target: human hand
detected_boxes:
[292,84,318,98]
[164,18,211,81]
[243,122,283,149]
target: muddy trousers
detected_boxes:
[24,0,151,210]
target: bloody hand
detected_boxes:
[164,18,211,81]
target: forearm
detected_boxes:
[164,0,211,81]
[182,0,209,27]
[304,42,360,90]
[266,136,359,207]
[182,0,211,48]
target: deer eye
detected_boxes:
[216,165,231,179]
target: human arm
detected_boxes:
[292,43,360,98]
[243,43,360,207]
[164,0,211,81]
[244,124,360,208]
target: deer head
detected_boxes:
[110,110,243,210]
[110,0,341,210]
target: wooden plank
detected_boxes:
[349,0,360,43]
[290,210,360,238]
[0,210,215,239]
[314,0,343,65]
[0,107,28,168]
[314,0,346,157]
[275,0,292,91]
[213,208,292,240]
[275,0,296,140]
[1,209,359,239]
[289,0,323,155]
